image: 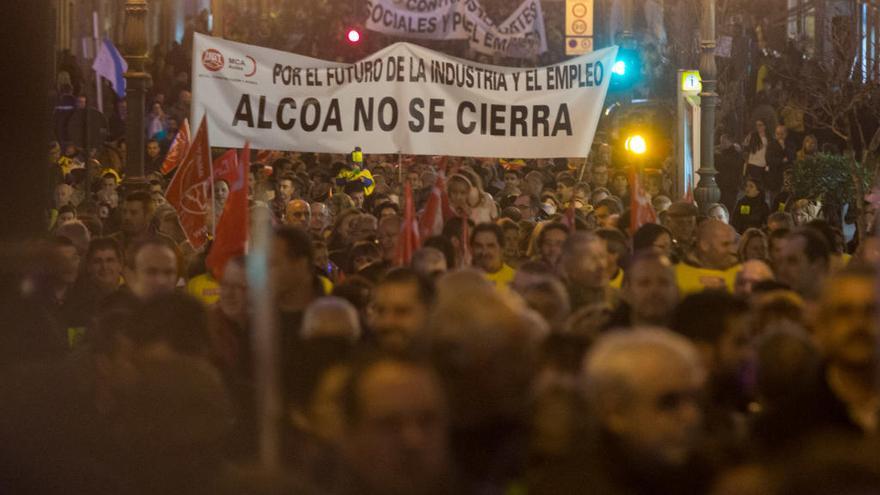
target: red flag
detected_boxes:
[212,149,239,184]
[165,116,211,249]
[629,171,658,235]
[394,181,420,266]
[256,149,273,163]
[419,174,447,239]
[207,142,250,279]
[499,159,526,171]
[256,149,282,165]
[160,118,191,174]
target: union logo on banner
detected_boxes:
[202,48,224,71]
[165,115,212,249]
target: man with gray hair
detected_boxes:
[301,296,361,342]
[571,328,709,493]
[308,201,331,237]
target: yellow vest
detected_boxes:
[336,167,375,195]
[485,264,517,290]
[610,269,624,289]
[675,263,740,295]
[319,275,334,295]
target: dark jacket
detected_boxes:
[750,363,863,454]
[731,194,770,233]
[765,138,796,193]
[715,147,744,212]
[529,429,712,495]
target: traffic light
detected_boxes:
[346,27,362,45]
[610,47,641,90]
[624,134,647,155]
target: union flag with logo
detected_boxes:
[160,118,191,175]
[165,116,211,249]
[212,148,239,184]
[206,142,250,279]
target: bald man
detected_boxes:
[301,296,361,341]
[285,199,311,228]
[675,219,740,295]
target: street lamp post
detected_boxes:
[694,0,720,212]
[123,0,150,179]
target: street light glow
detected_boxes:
[347,29,361,44]
[625,135,647,155]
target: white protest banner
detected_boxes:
[192,33,616,159]
[364,0,547,58]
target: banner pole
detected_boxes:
[577,155,588,184]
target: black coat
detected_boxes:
[715,147,744,212]
[751,363,863,454]
[732,194,770,233]
[765,139,796,193]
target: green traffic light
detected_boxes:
[610,48,641,90]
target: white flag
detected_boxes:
[92,38,128,97]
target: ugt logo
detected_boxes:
[202,49,224,72]
[181,180,211,216]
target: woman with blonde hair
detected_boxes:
[447,170,499,224]
[458,166,499,224]
[796,134,818,162]
[788,198,821,226]
[738,228,769,262]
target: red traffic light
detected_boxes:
[346,28,362,44]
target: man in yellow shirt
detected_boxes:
[471,223,516,289]
[675,219,740,295]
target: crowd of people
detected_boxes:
[7,31,880,493]
[6,114,880,493]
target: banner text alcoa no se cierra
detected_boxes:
[231,95,573,137]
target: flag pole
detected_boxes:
[208,111,216,238]
[577,155,588,184]
[210,153,216,238]
[248,205,281,471]
[92,11,103,113]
